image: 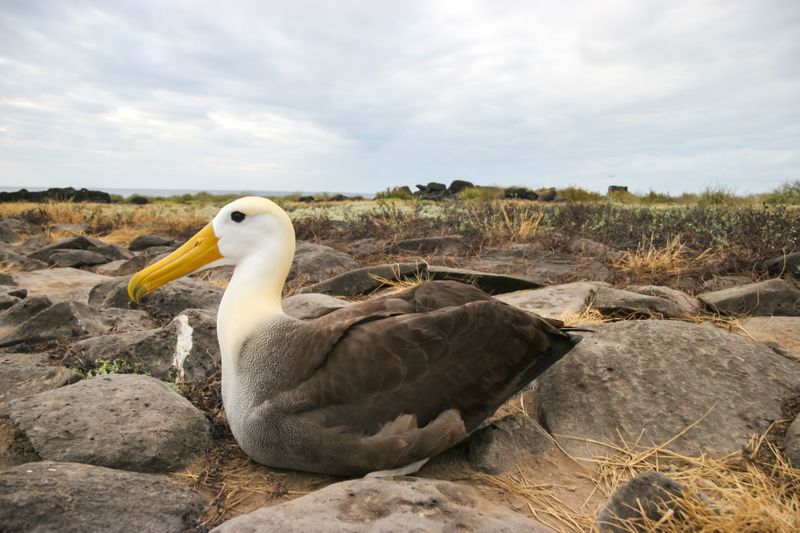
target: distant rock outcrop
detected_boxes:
[0,187,112,203]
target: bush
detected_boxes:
[558,187,605,202]
[763,181,800,205]
[638,190,674,204]
[458,186,505,202]
[375,186,414,200]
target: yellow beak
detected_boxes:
[127,223,223,303]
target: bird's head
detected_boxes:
[127,196,295,303]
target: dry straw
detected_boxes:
[479,409,799,532]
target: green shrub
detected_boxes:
[697,186,742,206]
[558,187,605,202]
[458,186,505,202]
[375,186,415,200]
[763,181,800,205]
[638,190,674,204]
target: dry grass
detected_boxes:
[613,235,708,276]
[368,261,431,293]
[553,307,609,327]
[467,202,545,245]
[0,202,216,243]
[479,413,800,533]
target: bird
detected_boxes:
[127,196,580,477]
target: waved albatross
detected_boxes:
[128,197,580,476]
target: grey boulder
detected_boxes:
[282,293,351,320]
[597,471,687,533]
[28,235,127,264]
[10,268,112,304]
[739,316,800,362]
[291,241,359,283]
[698,279,800,316]
[629,285,701,317]
[69,309,219,383]
[0,461,206,533]
[591,287,688,319]
[391,235,468,255]
[5,374,211,472]
[534,320,800,457]
[467,413,555,474]
[0,247,48,271]
[48,249,111,268]
[497,281,608,318]
[467,246,611,283]
[213,477,554,533]
[89,277,223,318]
[0,296,52,338]
[0,353,80,412]
[129,233,175,251]
[763,251,800,278]
[0,301,152,348]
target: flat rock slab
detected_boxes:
[129,234,175,251]
[28,235,127,264]
[0,296,52,338]
[69,309,220,383]
[213,477,554,533]
[0,301,152,348]
[291,241,359,283]
[301,262,429,296]
[282,293,351,320]
[698,279,800,316]
[0,353,80,413]
[740,316,800,362]
[427,265,542,294]
[497,282,608,318]
[5,374,211,472]
[89,277,224,318]
[93,255,148,277]
[629,285,701,316]
[391,235,468,255]
[0,461,206,532]
[467,247,611,283]
[591,287,687,319]
[534,320,800,457]
[302,263,542,297]
[11,268,112,304]
[0,248,48,271]
[468,413,555,474]
[48,249,111,268]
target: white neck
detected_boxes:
[217,247,292,363]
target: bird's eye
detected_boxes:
[231,211,246,223]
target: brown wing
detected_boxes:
[273,283,578,436]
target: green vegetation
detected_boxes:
[77,359,146,378]
[763,180,800,205]
[375,186,415,200]
[459,186,505,202]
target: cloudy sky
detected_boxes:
[1,1,798,195]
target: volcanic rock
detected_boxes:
[213,477,554,532]
[4,374,211,472]
[468,414,555,474]
[698,279,800,316]
[534,320,800,457]
[0,461,205,532]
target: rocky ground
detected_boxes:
[1,212,799,532]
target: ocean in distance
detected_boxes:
[1,186,374,199]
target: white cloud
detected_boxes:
[0,0,797,194]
